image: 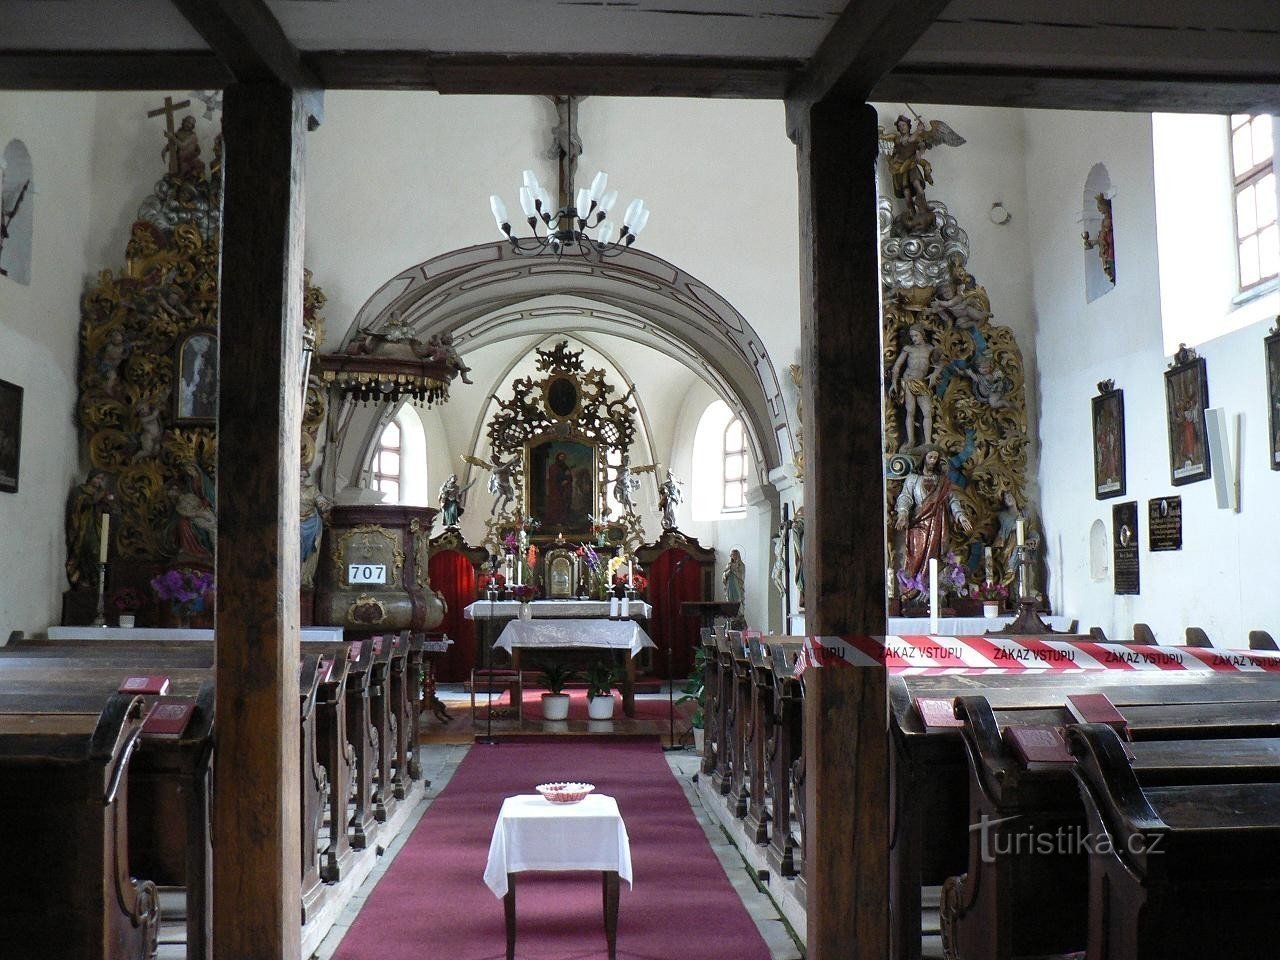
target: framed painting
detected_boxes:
[1266,323,1280,471]
[1091,382,1126,499]
[1164,347,1211,486]
[174,329,217,424]
[525,436,598,539]
[0,378,21,493]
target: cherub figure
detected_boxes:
[878,112,966,233]
[960,355,1013,410]
[421,331,474,384]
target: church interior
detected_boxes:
[3,3,1280,960]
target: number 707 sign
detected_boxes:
[348,564,387,585]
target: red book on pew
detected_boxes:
[317,657,335,684]
[118,675,170,696]
[142,699,195,737]
[1065,693,1130,738]
[1004,726,1074,765]
[348,640,363,661]
[914,697,964,729]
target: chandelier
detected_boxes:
[489,167,649,258]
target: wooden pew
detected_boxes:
[0,690,160,960]
[889,668,1280,960]
[1068,722,1280,960]
[299,654,330,925]
[766,642,804,884]
[697,628,720,778]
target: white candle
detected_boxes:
[516,556,522,586]
[887,566,895,598]
[620,596,630,618]
[983,546,993,582]
[98,514,110,564]
[627,559,634,588]
[1016,518,1025,548]
[928,557,939,635]
[609,596,620,618]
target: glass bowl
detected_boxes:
[535,781,595,804]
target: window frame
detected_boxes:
[371,418,402,502]
[1229,113,1279,294]
[721,416,748,513]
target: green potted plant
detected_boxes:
[537,660,576,721]
[677,646,708,752]
[585,661,617,720]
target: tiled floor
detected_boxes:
[310,738,804,960]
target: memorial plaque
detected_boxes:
[1148,496,1183,551]
[1112,501,1140,595]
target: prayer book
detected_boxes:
[1004,725,1074,765]
[118,675,171,696]
[142,700,195,737]
[914,697,964,729]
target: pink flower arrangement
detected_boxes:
[511,584,538,603]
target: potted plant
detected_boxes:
[976,580,1009,618]
[537,661,576,721]
[584,661,617,720]
[676,646,708,752]
[110,586,147,628]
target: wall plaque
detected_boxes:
[1147,496,1183,551]
[1112,501,1140,595]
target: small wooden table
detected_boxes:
[484,794,632,960]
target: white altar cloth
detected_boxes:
[464,599,651,620]
[46,626,346,642]
[888,616,1075,635]
[484,794,632,898]
[493,619,655,658]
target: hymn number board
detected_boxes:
[348,563,387,585]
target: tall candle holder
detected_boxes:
[989,539,1057,635]
[92,561,108,627]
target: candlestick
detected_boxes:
[1016,518,1025,548]
[620,596,630,619]
[928,557,939,635]
[92,561,107,627]
[609,596,620,619]
[98,513,110,564]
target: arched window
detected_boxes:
[722,417,747,511]
[0,139,34,285]
[1230,113,1279,291]
[372,419,402,502]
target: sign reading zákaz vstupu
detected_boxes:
[1112,501,1140,595]
[1148,496,1183,552]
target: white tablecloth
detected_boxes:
[484,794,632,898]
[493,619,656,657]
[888,616,1076,635]
[464,600,651,620]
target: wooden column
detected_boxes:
[213,83,307,960]
[795,98,890,958]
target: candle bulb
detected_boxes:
[928,557,939,636]
[98,514,110,564]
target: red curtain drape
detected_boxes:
[428,550,478,682]
[647,548,704,679]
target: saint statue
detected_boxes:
[894,447,973,591]
[437,473,475,528]
[611,453,641,513]
[889,324,943,450]
[300,467,332,587]
[722,548,746,605]
[657,469,683,531]
[1082,193,1116,284]
[65,471,113,590]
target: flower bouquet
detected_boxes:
[110,586,148,628]
[975,579,1008,617]
[150,567,214,628]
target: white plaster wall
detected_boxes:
[0,92,98,637]
[1026,108,1278,645]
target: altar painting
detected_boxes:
[526,437,597,538]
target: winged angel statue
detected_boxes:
[462,451,521,516]
[878,111,966,235]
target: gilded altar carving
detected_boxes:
[879,113,1030,593]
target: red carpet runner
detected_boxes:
[331,739,773,960]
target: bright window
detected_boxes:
[372,419,401,502]
[1230,114,1279,291]
[722,418,747,511]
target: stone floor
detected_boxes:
[310,739,804,960]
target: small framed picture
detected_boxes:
[174,329,218,424]
[1266,323,1280,471]
[1164,347,1211,486]
[0,378,21,493]
[1091,382,1125,499]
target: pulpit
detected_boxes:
[636,530,717,679]
[316,504,445,633]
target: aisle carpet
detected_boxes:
[330,739,771,960]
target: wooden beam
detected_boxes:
[213,82,306,960]
[795,98,889,959]
[305,51,801,99]
[786,0,951,104]
[170,0,323,126]
[0,51,232,90]
[874,65,1280,115]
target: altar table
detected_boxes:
[463,599,652,620]
[494,619,656,717]
[887,615,1075,636]
[484,794,632,960]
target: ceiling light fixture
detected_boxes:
[489,168,649,259]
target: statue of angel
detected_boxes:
[462,451,521,516]
[609,453,656,514]
[878,111,966,233]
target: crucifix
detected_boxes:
[547,95,583,212]
[147,95,192,175]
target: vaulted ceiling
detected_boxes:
[2,0,1279,113]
